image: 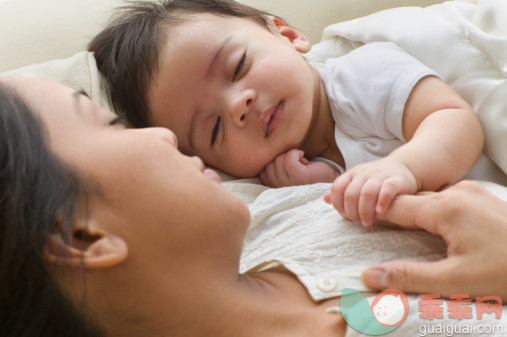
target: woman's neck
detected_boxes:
[158,267,346,337]
[94,260,346,337]
[90,221,346,337]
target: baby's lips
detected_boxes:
[203,168,221,184]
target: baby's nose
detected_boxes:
[225,89,256,127]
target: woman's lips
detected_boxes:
[262,101,284,137]
[203,168,221,184]
[195,156,221,183]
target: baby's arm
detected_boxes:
[325,76,484,226]
[260,149,338,187]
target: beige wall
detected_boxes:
[238,0,445,44]
[1,0,445,72]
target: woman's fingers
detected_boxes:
[379,191,441,234]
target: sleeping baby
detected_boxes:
[89,0,484,226]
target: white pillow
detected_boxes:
[1,52,111,112]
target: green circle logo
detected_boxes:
[340,288,409,335]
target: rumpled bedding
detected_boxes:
[306,0,507,175]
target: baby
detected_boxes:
[89,0,484,226]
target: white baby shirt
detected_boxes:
[318,42,438,172]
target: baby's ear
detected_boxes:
[267,16,311,53]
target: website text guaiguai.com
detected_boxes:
[418,323,504,336]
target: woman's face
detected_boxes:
[10,75,250,265]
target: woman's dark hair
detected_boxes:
[88,0,271,128]
[0,81,103,337]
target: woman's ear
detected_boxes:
[44,220,128,269]
[267,16,311,53]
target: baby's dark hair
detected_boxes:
[89,0,272,128]
[0,80,103,337]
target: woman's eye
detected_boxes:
[211,116,221,145]
[109,113,126,126]
[232,52,248,82]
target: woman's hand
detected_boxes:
[362,180,507,301]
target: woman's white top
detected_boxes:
[225,180,507,336]
[232,182,446,301]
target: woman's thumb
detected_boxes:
[362,260,450,294]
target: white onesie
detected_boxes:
[317,41,437,172]
[314,42,507,185]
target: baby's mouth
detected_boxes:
[262,101,284,137]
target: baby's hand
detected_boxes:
[324,157,417,226]
[260,149,338,187]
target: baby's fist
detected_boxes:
[260,149,337,187]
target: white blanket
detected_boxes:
[307,0,507,175]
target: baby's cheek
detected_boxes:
[226,148,270,177]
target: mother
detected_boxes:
[1,75,506,337]
[1,75,349,336]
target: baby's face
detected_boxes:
[148,13,321,177]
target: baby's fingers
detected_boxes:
[343,177,366,223]
[329,173,352,217]
[282,149,307,173]
[261,158,288,187]
[358,178,382,227]
[376,177,403,214]
[259,162,276,186]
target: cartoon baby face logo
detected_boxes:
[340,288,409,335]
[371,289,409,327]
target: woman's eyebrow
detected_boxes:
[71,90,89,115]
[74,89,89,98]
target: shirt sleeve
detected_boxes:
[321,42,439,142]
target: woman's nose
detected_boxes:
[224,88,256,127]
[138,127,177,147]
